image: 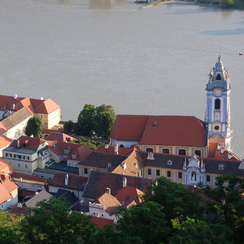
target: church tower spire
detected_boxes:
[205,56,232,151]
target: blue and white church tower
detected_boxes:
[205,56,232,151]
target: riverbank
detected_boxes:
[142,0,244,9]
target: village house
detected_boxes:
[2,135,50,175]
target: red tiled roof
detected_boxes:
[11,136,46,151]
[9,206,30,216]
[35,98,60,114]
[211,145,240,162]
[11,172,49,183]
[110,115,149,141]
[139,116,206,147]
[45,132,76,143]
[91,216,113,229]
[110,115,206,147]
[16,97,35,115]
[0,184,11,204]
[115,186,144,203]
[47,141,93,161]
[0,135,12,149]
[0,158,14,173]
[2,180,18,192]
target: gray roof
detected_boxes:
[25,189,52,208]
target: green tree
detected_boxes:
[0,211,22,244]
[64,120,74,133]
[21,197,98,244]
[199,174,244,243]
[222,0,233,7]
[75,104,96,136]
[25,117,42,138]
[75,104,115,138]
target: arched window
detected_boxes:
[162,148,169,154]
[119,144,124,148]
[194,150,201,157]
[215,99,220,109]
[146,148,153,152]
[216,74,221,80]
[179,149,186,155]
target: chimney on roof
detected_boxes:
[105,144,109,150]
[17,140,20,148]
[14,94,17,100]
[153,120,157,128]
[17,202,22,209]
[114,144,118,155]
[53,143,55,149]
[13,104,15,110]
[40,97,43,100]
[123,177,127,188]
[65,174,69,186]
[106,187,111,195]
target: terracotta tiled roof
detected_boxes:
[96,145,136,156]
[208,143,240,162]
[11,135,46,151]
[110,115,149,141]
[11,172,49,183]
[79,151,127,170]
[94,192,122,215]
[48,141,93,161]
[110,115,206,147]
[83,171,152,200]
[35,98,60,114]
[139,116,206,147]
[0,158,14,173]
[91,216,113,229]
[15,97,35,115]
[45,132,76,143]
[2,180,18,192]
[115,186,144,203]
[0,183,11,204]
[112,150,144,176]
[0,135,12,149]
[48,171,88,191]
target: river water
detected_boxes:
[0,0,244,158]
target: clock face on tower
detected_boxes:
[214,88,222,96]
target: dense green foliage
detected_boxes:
[68,104,116,139]
[25,117,42,138]
[2,174,244,243]
[71,136,104,150]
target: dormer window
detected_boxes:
[72,155,77,159]
[218,164,224,170]
[167,160,172,165]
[64,150,69,155]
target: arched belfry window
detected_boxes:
[215,99,220,110]
[216,74,221,80]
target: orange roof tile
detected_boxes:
[110,115,149,141]
[35,98,60,114]
[110,115,206,147]
[91,216,113,229]
[45,132,76,143]
[16,97,35,115]
[115,186,144,203]
[0,184,11,204]
[2,180,18,192]
[0,122,7,134]
[210,144,240,162]
[11,136,46,151]
[0,158,14,173]
[0,135,12,149]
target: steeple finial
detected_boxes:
[218,46,221,61]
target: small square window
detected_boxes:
[206,175,210,182]
[178,172,182,179]
[167,171,171,177]
[24,164,28,169]
[148,168,151,175]
[17,163,21,168]
[156,169,160,176]
[67,162,71,167]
